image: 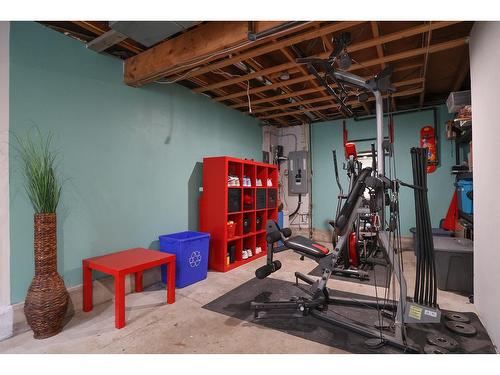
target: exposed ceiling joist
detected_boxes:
[258,88,424,120]
[249,77,424,115]
[124,21,317,87]
[194,21,460,95]
[370,21,397,111]
[213,37,467,103]
[159,21,363,83]
[43,20,472,125]
[229,62,423,110]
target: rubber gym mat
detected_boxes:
[308,263,389,287]
[202,277,495,354]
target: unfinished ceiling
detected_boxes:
[40,21,473,127]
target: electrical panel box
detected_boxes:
[288,151,309,194]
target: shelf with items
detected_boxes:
[255,210,266,232]
[243,164,256,188]
[225,249,267,271]
[243,188,255,211]
[227,212,243,240]
[200,156,278,272]
[449,105,473,169]
[267,167,278,188]
[256,165,267,188]
[243,211,256,235]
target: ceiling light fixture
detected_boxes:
[280,71,290,81]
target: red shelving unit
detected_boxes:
[200,156,278,272]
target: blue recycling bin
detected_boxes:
[456,180,473,215]
[159,231,210,288]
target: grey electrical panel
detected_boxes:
[288,151,309,194]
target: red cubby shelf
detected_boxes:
[200,156,278,272]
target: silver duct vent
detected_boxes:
[109,21,199,47]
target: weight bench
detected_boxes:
[251,167,428,353]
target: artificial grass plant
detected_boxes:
[14,128,62,213]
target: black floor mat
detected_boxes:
[309,263,389,287]
[202,277,495,354]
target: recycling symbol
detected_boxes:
[188,250,202,268]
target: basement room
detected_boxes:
[1,0,499,370]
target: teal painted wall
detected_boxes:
[311,105,455,236]
[9,22,262,304]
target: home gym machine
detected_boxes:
[328,147,370,280]
[329,118,396,280]
[251,33,442,353]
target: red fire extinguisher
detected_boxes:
[420,125,437,173]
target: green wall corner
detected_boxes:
[9,22,262,303]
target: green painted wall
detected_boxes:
[311,105,455,236]
[9,22,262,304]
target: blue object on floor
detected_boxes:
[159,231,210,288]
[278,211,284,246]
[456,179,473,215]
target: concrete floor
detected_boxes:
[0,248,475,354]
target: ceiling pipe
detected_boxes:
[247,21,306,42]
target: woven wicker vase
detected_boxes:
[24,213,69,339]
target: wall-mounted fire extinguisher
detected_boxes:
[420,125,438,173]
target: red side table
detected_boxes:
[82,248,175,329]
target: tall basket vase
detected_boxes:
[24,213,69,339]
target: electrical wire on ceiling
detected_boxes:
[154,40,254,84]
[350,57,377,77]
[155,67,202,84]
[420,21,433,103]
[212,69,244,78]
[246,80,252,113]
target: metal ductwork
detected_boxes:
[109,21,199,47]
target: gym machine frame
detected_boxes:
[251,58,441,353]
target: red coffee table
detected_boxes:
[82,248,175,329]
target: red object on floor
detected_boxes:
[82,248,175,329]
[348,232,359,267]
[442,192,459,232]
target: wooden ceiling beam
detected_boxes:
[229,62,423,109]
[216,74,316,102]
[188,72,293,126]
[370,21,396,111]
[196,21,457,90]
[124,21,293,87]
[243,59,308,123]
[348,21,460,53]
[258,88,424,120]
[199,22,462,95]
[279,46,328,120]
[160,21,363,83]
[249,77,424,115]
[231,86,320,109]
[214,36,466,103]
